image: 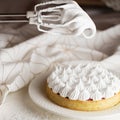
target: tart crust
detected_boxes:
[46,84,120,111]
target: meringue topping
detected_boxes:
[47,63,120,101]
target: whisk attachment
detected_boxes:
[27,0,96,38]
[27,0,71,33]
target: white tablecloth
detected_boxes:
[0,24,120,120]
[0,86,72,120]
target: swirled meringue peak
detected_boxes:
[47,63,120,101]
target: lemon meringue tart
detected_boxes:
[46,63,120,111]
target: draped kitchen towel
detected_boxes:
[0,0,120,105]
[0,23,120,105]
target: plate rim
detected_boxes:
[28,77,120,119]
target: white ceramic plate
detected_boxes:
[29,77,120,120]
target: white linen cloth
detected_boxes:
[0,22,120,119]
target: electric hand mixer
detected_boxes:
[0,0,96,38]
